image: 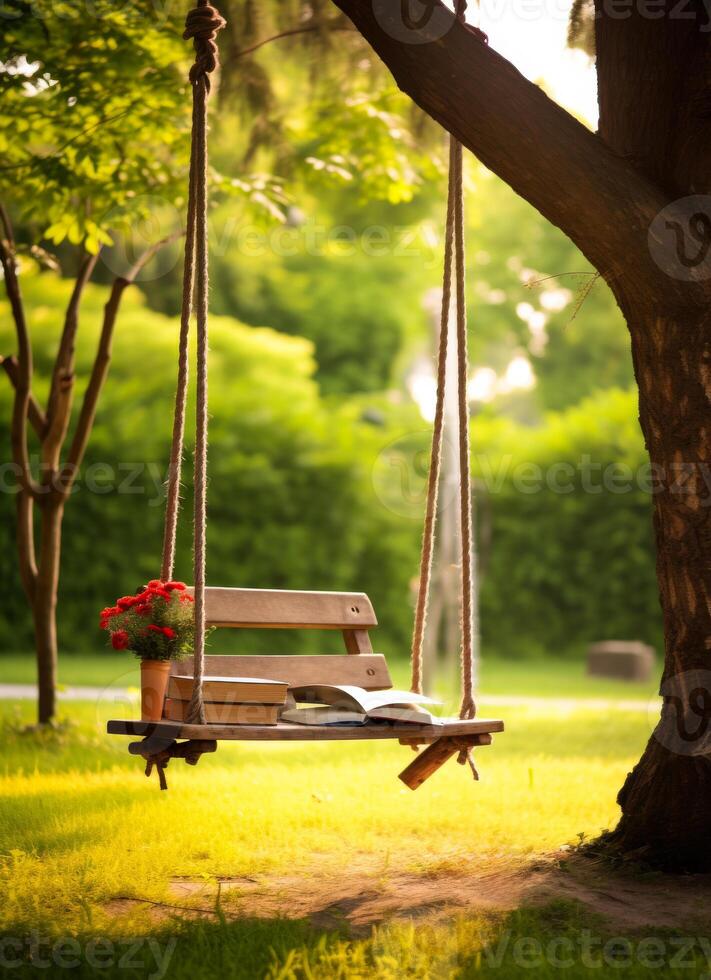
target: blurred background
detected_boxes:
[0,0,658,690]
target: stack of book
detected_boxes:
[163,675,288,725]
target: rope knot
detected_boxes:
[184,3,226,89]
[459,694,477,721]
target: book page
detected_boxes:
[290,684,440,712]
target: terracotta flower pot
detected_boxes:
[140,659,171,721]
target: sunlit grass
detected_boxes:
[0,699,655,942]
[1,674,676,979]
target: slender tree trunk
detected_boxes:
[32,499,65,724]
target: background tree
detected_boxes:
[0,1,192,723]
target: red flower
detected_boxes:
[165,581,187,591]
[111,630,130,650]
[147,624,175,639]
[145,583,172,601]
[99,607,115,629]
[179,593,194,603]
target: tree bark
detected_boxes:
[592,4,711,869]
[608,308,711,870]
[330,0,711,869]
[33,500,65,724]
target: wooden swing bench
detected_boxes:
[106,7,503,792]
[107,587,504,789]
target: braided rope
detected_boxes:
[410,137,456,697]
[452,139,477,726]
[161,94,197,583]
[184,2,226,91]
[410,131,479,776]
[186,62,212,725]
[161,0,224,726]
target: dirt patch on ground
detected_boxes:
[536,857,711,932]
[106,856,711,935]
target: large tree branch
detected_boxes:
[329,0,698,308]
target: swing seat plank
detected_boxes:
[107,717,503,741]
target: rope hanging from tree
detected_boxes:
[157,0,481,772]
[410,0,479,775]
[161,0,225,726]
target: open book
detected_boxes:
[283,684,442,726]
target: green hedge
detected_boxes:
[0,270,662,667]
[0,270,417,661]
[474,389,662,657]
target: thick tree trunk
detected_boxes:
[593,3,711,869]
[609,308,711,870]
[32,500,64,725]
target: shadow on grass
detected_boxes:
[4,896,711,979]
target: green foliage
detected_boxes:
[208,246,431,394]
[212,1,444,209]
[295,91,441,205]
[467,166,633,413]
[1,0,192,251]
[0,269,660,662]
[0,4,657,672]
[474,388,661,658]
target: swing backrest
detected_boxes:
[175,587,392,691]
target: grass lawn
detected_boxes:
[1,652,141,688]
[0,651,661,702]
[3,687,705,979]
